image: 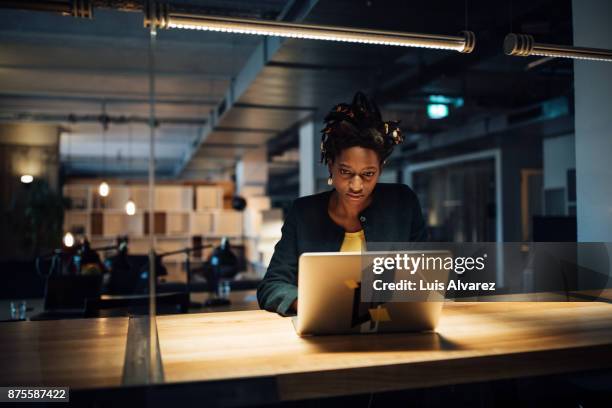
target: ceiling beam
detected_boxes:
[0,112,208,126]
[214,126,282,133]
[372,0,563,107]
[0,64,231,79]
[266,60,374,71]
[203,143,260,149]
[175,0,319,176]
[233,102,317,111]
[0,92,217,107]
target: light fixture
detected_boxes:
[144,3,475,53]
[99,181,110,197]
[125,123,136,216]
[0,0,92,18]
[427,104,449,119]
[429,95,453,104]
[504,33,612,62]
[125,199,137,216]
[429,95,464,108]
[99,102,110,197]
[63,232,75,248]
[20,174,33,184]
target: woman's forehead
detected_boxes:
[335,147,380,168]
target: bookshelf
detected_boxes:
[62,182,246,282]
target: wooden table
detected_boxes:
[1,302,612,404]
[156,302,612,401]
[570,288,612,302]
[188,290,259,313]
[0,317,128,389]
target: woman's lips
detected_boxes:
[347,193,364,200]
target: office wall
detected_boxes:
[543,134,575,216]
[573,0,612,242]
[236,146,268,197]
[573,0,612,291]
[0,123,60,209]
[501,135,542,242]
[0,123,61,258]
[299,120,315,197]
[298,115,337,195]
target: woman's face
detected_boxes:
[329,146,381,207]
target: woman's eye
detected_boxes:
[363,172,375,177]
[340,169,351,175]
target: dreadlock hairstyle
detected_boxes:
[320,91,403,165]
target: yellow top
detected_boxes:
[339,229,365,252]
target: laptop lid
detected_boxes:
[296,251,450,336]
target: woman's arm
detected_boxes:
[256,202,299,316]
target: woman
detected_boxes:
[257,91,427,316]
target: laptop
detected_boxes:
[294,251,450,336]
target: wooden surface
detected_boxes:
[189,290,259,313]
[0,317,128,389]
[156,302,612,400]
[570,288,612,302]
[2,301,612,400]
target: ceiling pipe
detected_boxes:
[0,0,92,17]
[0,93,217,107]
[0,0,148,15]
[0,112,208,126]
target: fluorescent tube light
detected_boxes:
[504,33,612,62]
[145,3,475,53]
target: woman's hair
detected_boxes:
[320,91,403,164]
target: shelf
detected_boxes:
[191,212,213,235]
[63,181,266,270]
[196,186,223,210]
[63,185,90,210]
[167,213,190,236]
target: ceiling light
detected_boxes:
[144,3,475,53]
[429,95,453,104]
[427,104,449,119]
[63,232,75,248]
[125,199,136,216]
[20,174,33,184]
[504,33,612,62]
[429,95,464,108]
[99,181,110,197]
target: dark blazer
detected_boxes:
[256,182,427,316]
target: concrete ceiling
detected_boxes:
[0,1,282,178]
[0,0,573,180]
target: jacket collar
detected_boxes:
[323,183,382,225]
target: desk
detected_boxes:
[189,290,259,313]
[156,302,612,401]
[1,303,612,404]
[0,317,128,389]
[570,288,612,302]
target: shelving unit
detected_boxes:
[62,183,246,283]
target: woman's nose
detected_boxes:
[350,175,363,191]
